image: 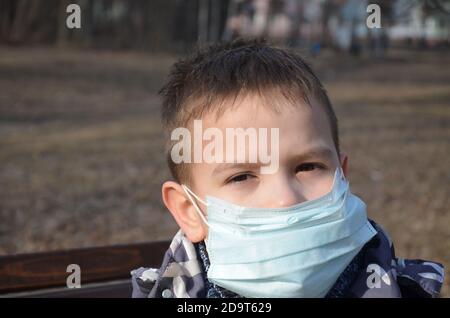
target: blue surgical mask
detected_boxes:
[182,168,377,298]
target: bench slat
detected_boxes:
[1,279,132,298]
[0,241,170,294]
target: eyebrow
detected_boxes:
[212,162,261,176]
[291,146,335,163]
[211,146,335,176]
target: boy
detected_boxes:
[131,39,444,298]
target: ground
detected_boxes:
[0,46,448,296]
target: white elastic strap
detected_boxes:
[181,185,209,227]
[339,166,346,181]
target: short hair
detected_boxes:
[159,38,339,183]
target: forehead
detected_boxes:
[200,93,334,148]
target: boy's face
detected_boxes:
[190,94,344,207]
[162,93,347,242]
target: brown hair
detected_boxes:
[159,38,339,183]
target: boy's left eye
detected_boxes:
[295,162,325,173]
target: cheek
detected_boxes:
[302,174,335,201]
[190,164,215,191]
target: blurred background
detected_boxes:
[0,0,449,296]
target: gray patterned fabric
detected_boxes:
[131,220,444,298]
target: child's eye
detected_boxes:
[227,173,256,184]
[295,162,325,173]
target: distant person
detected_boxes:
[131,39,444,298]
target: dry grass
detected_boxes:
[0,46,448,296]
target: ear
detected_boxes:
[339,153,349,179]
[161,181,208,243]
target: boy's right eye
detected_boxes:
[227,173,256,184]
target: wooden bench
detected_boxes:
[0,240,170,298]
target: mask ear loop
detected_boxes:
[181,185,210,227]
[339,166,346,181]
